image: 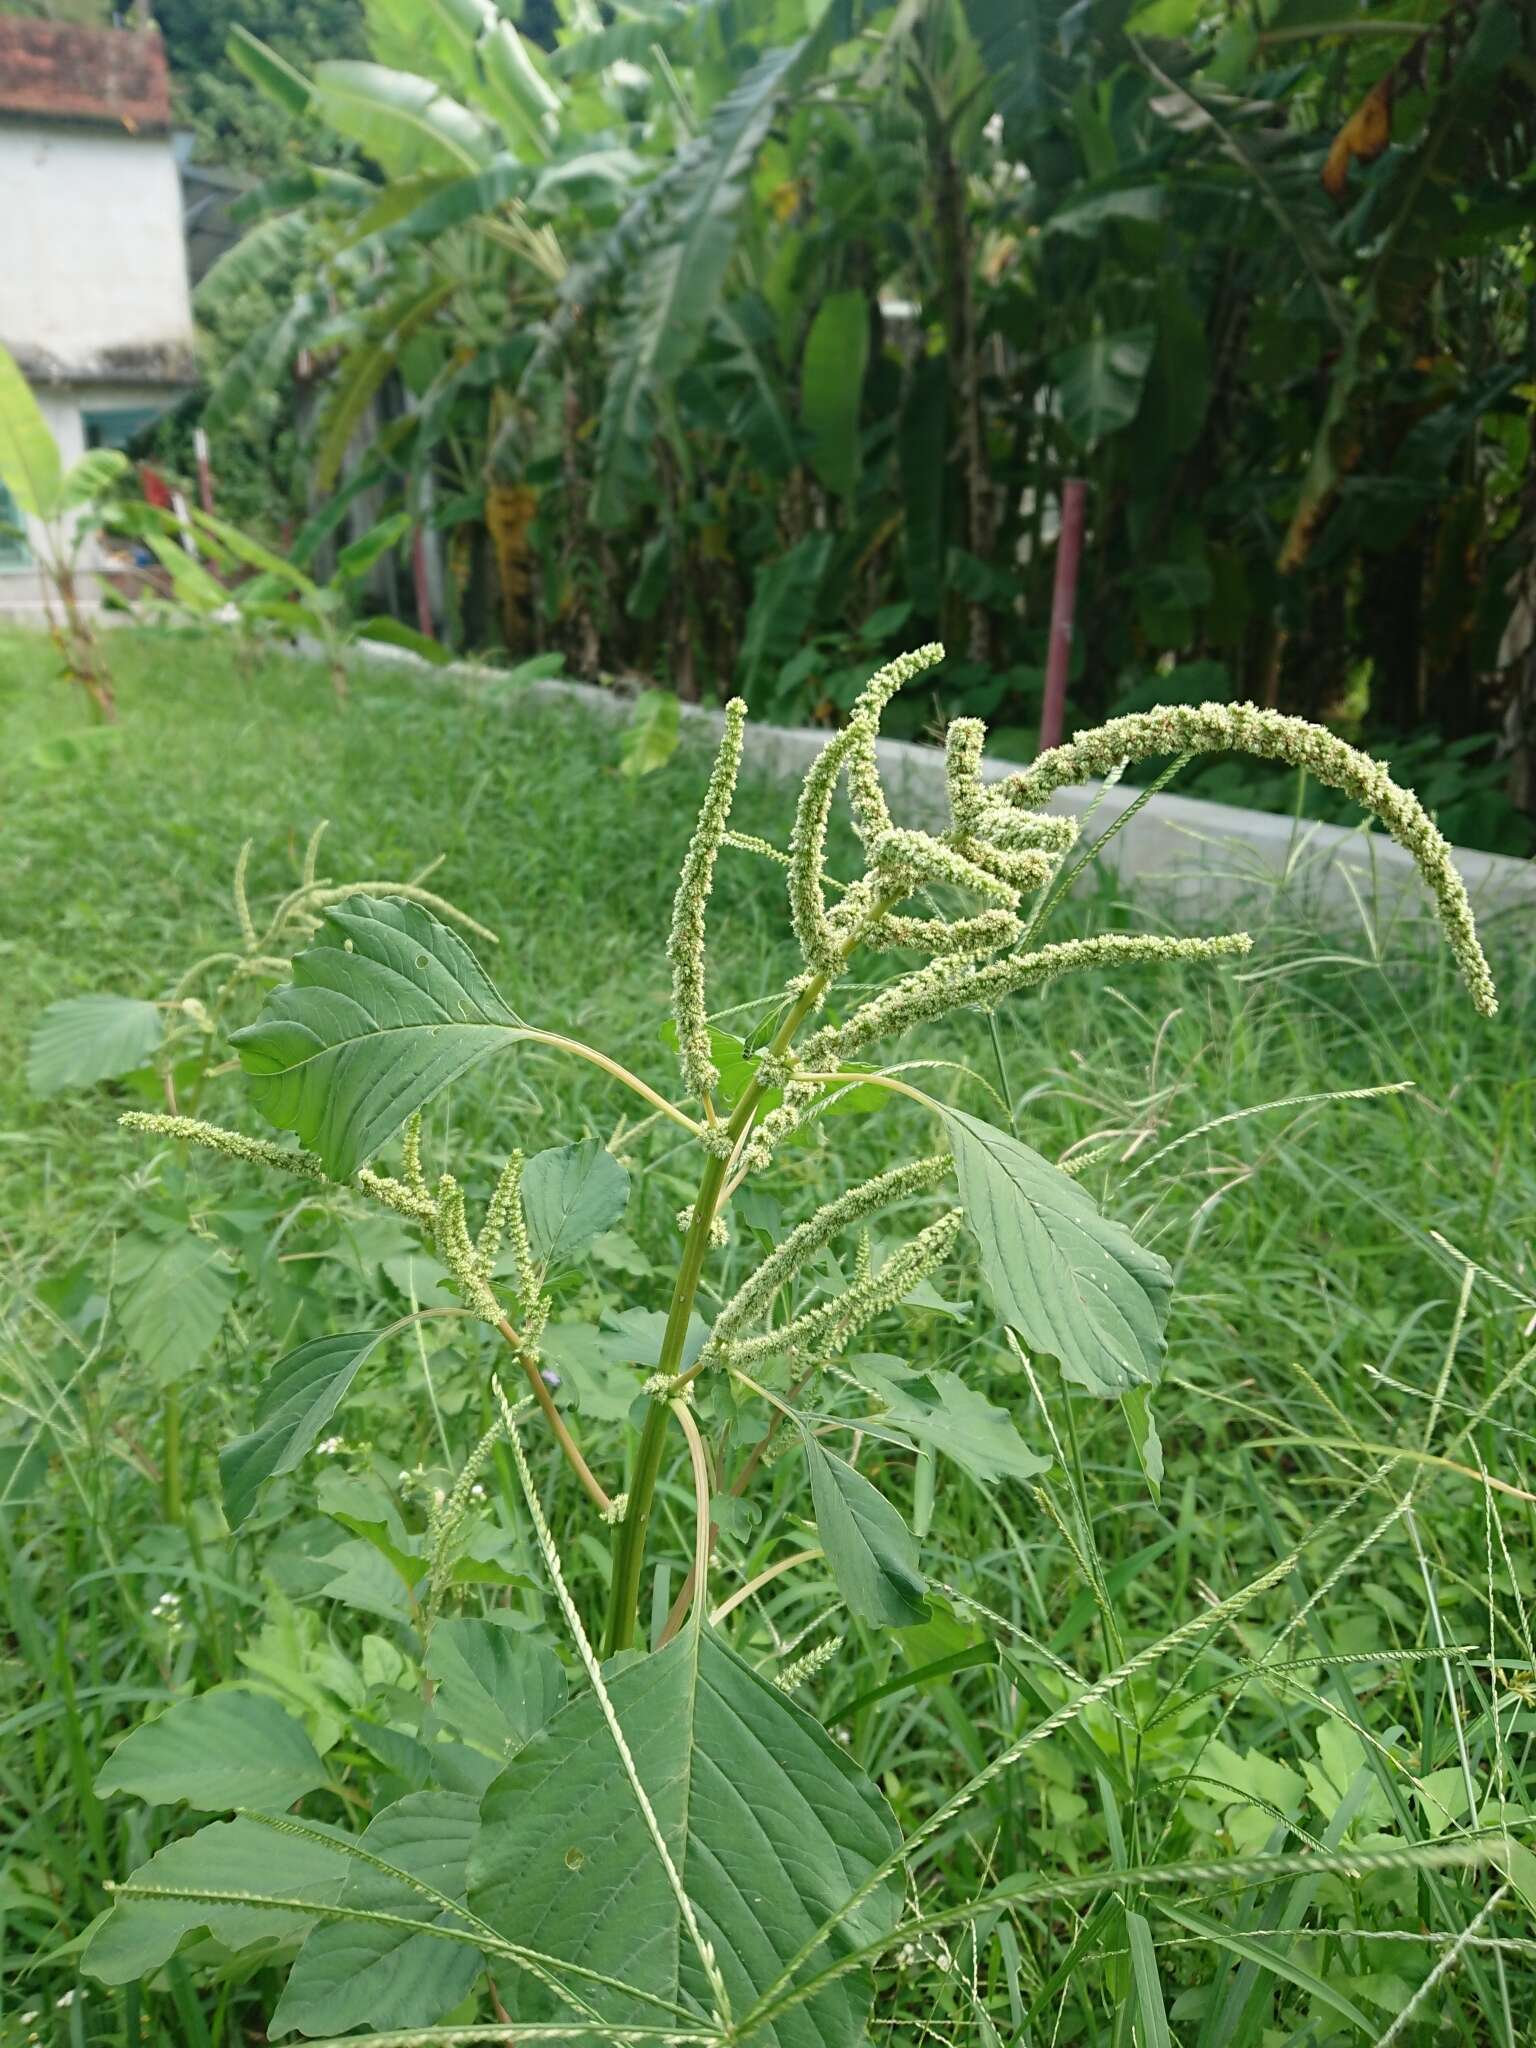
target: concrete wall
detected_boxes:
[0,120,194,374]
[345,636,1536,929]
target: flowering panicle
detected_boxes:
[668,699,748,1099]
[119,1111,329,1181]
[720,1209,964,1367]
[704,1153,954,1364]
[1005,700,1498,1016]
[811,931,1255,1066]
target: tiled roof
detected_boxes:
[0,20,172,133]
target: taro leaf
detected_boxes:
[521,1139,630,1270]
[423,1619,567,1761]
[805,1440,927,1627]
[115,1231,236,1387]
[95,1691,328,1812]
[84,1816,349,1984]
[231,896,529,1178]
[27,994,163,1097]
[221,1328,394,1530]
[468,1627,902,2043]
[270,1794,483,2039]
[862,1367,1050,1485]
[942,1107,1173,1395]
[1051,325,1156,449]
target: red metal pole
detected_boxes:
[1037,477,1087,755]
[411,526,435,641]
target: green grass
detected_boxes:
[2,628,1535,2046]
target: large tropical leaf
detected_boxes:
[1051,326,1157,448]
[942,1107,1172,1394]
[312,60,495,176]
[313,279,459,490]
[0,341,61,520]
[467,1626,902,2041]
[801,290,869,501]
[593,41,807,525]
[231,896,530,1178]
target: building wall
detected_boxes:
[0,120,194,378]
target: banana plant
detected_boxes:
[114,500,451,698]
[0,341,131,721]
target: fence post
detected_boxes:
[1037,477,1087,755]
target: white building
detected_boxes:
[0,17,196,616]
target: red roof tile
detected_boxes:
[0,20,172,133]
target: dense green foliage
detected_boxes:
[3,629,1533,2044]
[182,0,1536,851]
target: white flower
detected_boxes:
[317,1435,345,1456]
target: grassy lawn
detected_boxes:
[3,629,1534,2045]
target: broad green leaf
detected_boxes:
[271,1794,483,2037]
[352,616,456,665]
[521,1139,630,1269]
[85,1816,347,1983]
[27,994,163,1097]
[231,895,530,1178]
[942,1107,1173,1395]
[806,1440,926,1627]
[593,42,806,527]
[95,1691,328,1812]
[619,688,681,777]
[115,1231,236,1387]
[0,340,62,519]
[1045,187,1165,238]
[468,1627,902,2041]
[801,290,869,501]
[312,60,494,176]
[962,0,1049,126]
[862,1366,1050,1485]
[58,447,130,510]
[336,511,412,581]
[1051,326,1157,449]
[227,24,314,117]
[423,1619,567,1759]
[220,1329,394,1530]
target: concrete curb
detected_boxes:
[348,638,1536,928]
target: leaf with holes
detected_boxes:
[231,896,532,1178]
[942,1107,1172,1395]
[467,1626,901,2042]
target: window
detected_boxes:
[83,407,163,452]
[0,482,28,568]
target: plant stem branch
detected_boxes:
[495,1315,611,1514]
[518,1028,703,1136]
